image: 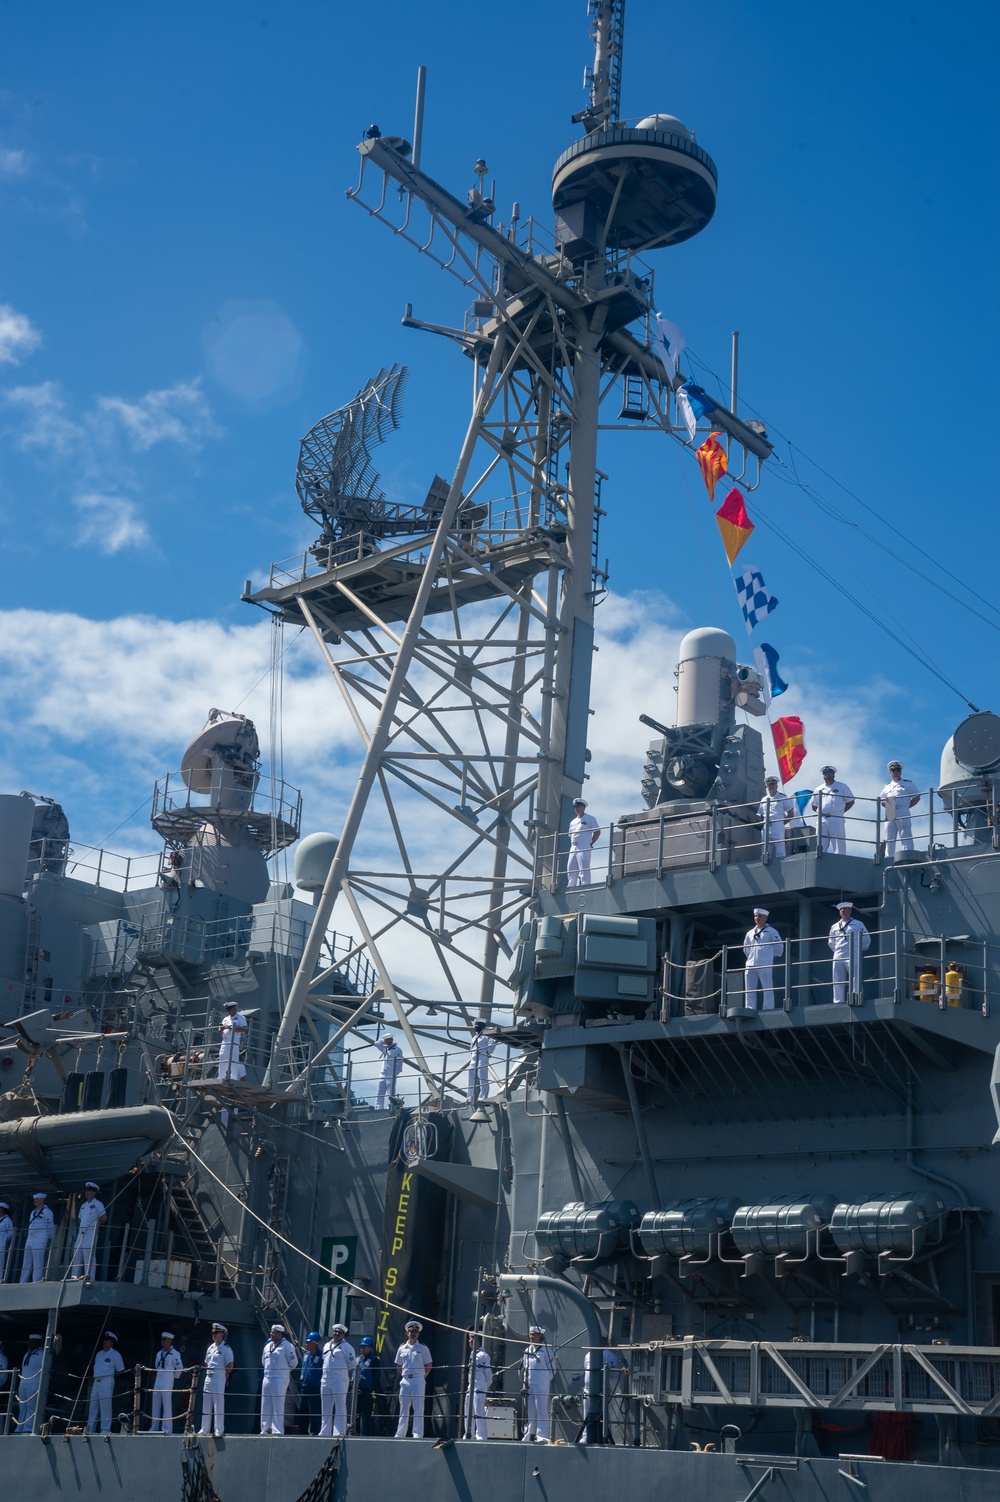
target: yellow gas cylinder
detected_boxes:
[944,964,963,1008]
[915,967,939,1004]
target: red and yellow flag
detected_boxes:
[696,432,728,500]
[772,715,806,785]
[714,487,754,565]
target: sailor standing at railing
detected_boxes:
[829,901,871,1004]
[199,1323,234,1438]
[811,766,854,855]
[375,1034,403,1111]
[69,1182,106,1280]
[521,1326,554,1443]
[216,999,247,1082]
[757,776,794,860]
[567,798,600,887]
[149,1331,184,1433]
[16,1334,44,1432]
[394,1320,432,1439]
[467,1020,496,1105]
[880,760,920,858]
[0,1200,13,1279]
[743,909,784,1011]
[465,1330,492,1440]
[20,1192,53,1283]
[87,1331,124,1434]
[318,1323,356,1438]
[260,1323,298,1436]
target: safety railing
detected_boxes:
[661,925,996,1017]
[534,783,1000,892]
[151,770,301,854]
[30,838,164,893]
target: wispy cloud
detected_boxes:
[0,303,41,365]
[73,493,154,554]
[5,379,81,449]
[97,380,219,451]
[0,148,30,178]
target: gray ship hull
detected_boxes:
[1,1434,996,1502]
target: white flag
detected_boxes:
[653,314,686,382]
[675,384,698,443]
[752,646,772,708]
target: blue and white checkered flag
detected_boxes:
[734,567,778,631]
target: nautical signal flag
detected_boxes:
[734,567,778,631]
[753,642,788,703]
[714,488,754,565]
[653,315,686,382]
[695,432,727,499]
[772,715,807,784]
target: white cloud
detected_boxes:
[0,149,30,178]
[4,379,81,449]
[0,303,41,365]
[73,493,153,554]
[97,379,219,451]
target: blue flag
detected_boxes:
[753,642,788,702]
[683,382,716,419]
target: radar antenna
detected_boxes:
[573,0,626,132]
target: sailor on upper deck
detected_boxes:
[743,909,784,1011]
[811,766,855,855]
[880,760,920,858]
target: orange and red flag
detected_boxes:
[772,716,806,784]
[714,487,754,565]
[695,432,728,500]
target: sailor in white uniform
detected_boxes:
[199,1323,234,1438]
[521,1326,554,1443]
[567,799,600,888]
[828,901,871,1004]
[394,1320,432,1438]
[150,1332,184,1432]
[16,1335,44,1433]
[69,1182,107,1279]
[20,1192,54,1283]
[318,1323,356,1438]
[87,1331,125,1434]
[467,1020,496,1104]
[757,776,794,860]
[216,1000,247,1082]
[465,1332,492,1440]
[0,1200,14,1279]
[260,1323,298,1435]
[743,909,784,1011]
[375,1035,403,1111]
[880,760,920,858]
[811,766,855,856]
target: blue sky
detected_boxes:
[0,0,997,852]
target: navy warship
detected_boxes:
[1,3,1000,1500]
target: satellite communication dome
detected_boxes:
[294,831,341,892]
[635,113,692,139]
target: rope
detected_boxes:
[294,1444,342,1502]
[181,1443,222,1502]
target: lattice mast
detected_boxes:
[254,0,743,1085]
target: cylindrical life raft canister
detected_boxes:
[915,967,938,1003]
[944,964,963,1008]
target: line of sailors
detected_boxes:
[375,1021,498,1111]
[0,1181,108,1285]
[744,901,871,1009]
[759,761,921,860]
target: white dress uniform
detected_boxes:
[394,1339,432,1438]
[743,923,784,1011]
[811,780,854,855]
[17,1343,44,1433]
[318,1337,356,1438]
[757,791,794,860]
[466,1347,492,1440]
[150,1342,184,1432]
[199,1339,234,1437]
[467,1030,496,1104]
[828,916,871,1004]
[260,1336,298,1435]
[375,1040,403,1110]
[567,811,600,887]
[0,1210,14,1278]
[20,1203,54,1282]
[880,777,920,857]
[88,1344,125,1433]
[216,1011,247,1081]
[70,1195,106,1279]
[521,1340,555,1442]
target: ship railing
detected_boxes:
[533,784,1000,891]
[663,925,995,1017]
[303,1023,520,1114]
[623,1338,1000,1419]
[152,769,302,848]
[31,837,164,893]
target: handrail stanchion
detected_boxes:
[816,792,823,858]
[606,822,613,885]
[928,787,935,856]
[763,800,770,864]
[709,805,718,873]
[720,945,728,1016]
[133,1364,143,1434]
[874,794,881,862]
